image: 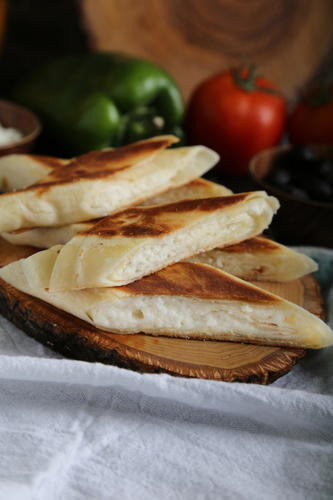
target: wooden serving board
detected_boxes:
[0,237,325,385]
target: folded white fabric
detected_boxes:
[0,247,332,500]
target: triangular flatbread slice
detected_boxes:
[0,135,219,233]
[0,154,69,192]
[4,232,318,284]
[1,178,232,248]
[1,260,332,349]
[187,236,318,281]
[21,191,279,291]
[1,222,93,249]
[139,177,233,206]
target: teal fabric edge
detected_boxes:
[292,247,333,304]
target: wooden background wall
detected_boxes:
[79,0,333,100]
[0,0,333,103]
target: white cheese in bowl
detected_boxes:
[0,122,23,146]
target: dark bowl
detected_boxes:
[248,144,333,248]
[0,99,42,157]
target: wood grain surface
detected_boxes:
[79,0,333,100]
[0,237,325,384]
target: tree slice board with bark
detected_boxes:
[0,237,325,384]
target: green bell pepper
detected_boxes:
[12,52,186,155]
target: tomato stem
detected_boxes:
[233,63,282,96]
[233,64,257,92]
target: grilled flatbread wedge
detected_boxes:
[3,231,317,284]
[1,259,332,349]
[21,191,279,291]
[1,222,95,249]
[1,178,232,249]
[187,236,318,281]
[139,177,233,206]
[0,135,220,233]
[0,154,69,192]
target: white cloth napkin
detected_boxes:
[1,247,333,500]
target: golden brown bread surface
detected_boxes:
[10,136,177,194]
[138,177,233,206]
[0,136,221,233]
[119,261,280,302]
[188,235,318,281]
[82,194,250,240]
[36,191,279,291]
[26,155,70,170]
[1,178,232,248]
[1,259,332,348]
[0,154,69,192]
[221,236,280,252]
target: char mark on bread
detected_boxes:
[222,236,281,253]
[120,262,281,302]
[81,195,248,239]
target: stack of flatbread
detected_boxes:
[0,135,332,350]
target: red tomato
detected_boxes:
[289,86,333,144]
[185,66,287,176]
